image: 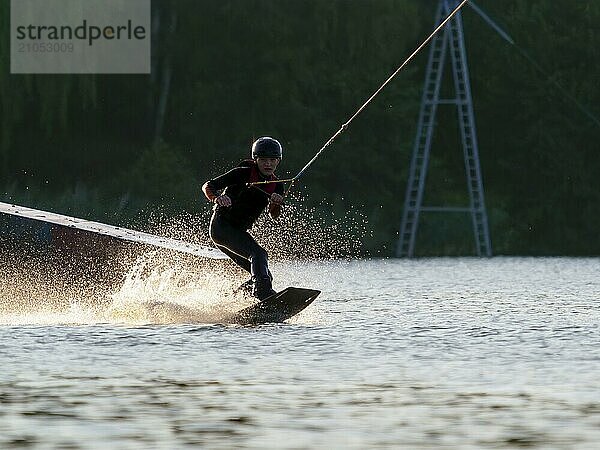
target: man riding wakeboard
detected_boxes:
[202,137,285,300]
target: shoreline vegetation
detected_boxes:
[1,1,598,256]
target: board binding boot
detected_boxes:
[252,276,276,301]
[234,270,273,296]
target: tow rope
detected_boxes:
[249,0,470,196]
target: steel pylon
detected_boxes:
[397,0,491,257]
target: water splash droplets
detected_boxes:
[0,196,358,325]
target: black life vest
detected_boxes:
[239,159,278,195]
[216,160,279,229]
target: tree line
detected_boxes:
[0,0,598,256]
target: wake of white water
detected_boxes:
[105,252,247,325]
[0,251,327,326]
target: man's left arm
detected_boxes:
[268,185,285,219]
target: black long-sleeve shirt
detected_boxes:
[204,162,284,230]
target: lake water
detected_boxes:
[1,257,599,449]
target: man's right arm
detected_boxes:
[202,181,218,202]
[202,167,248,204]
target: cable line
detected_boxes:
[249,0,470,195]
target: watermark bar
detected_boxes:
[11,0,150,74]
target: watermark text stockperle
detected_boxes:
[11,0,150,74]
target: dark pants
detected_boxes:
[209,213,270,280]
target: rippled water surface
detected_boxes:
[1,258,599,449]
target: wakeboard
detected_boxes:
[227,287,320,325]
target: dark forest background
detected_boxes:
[0,0,599,256]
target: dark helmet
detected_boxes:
[251,137,283,160]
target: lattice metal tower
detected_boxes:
[397,0,491,257]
